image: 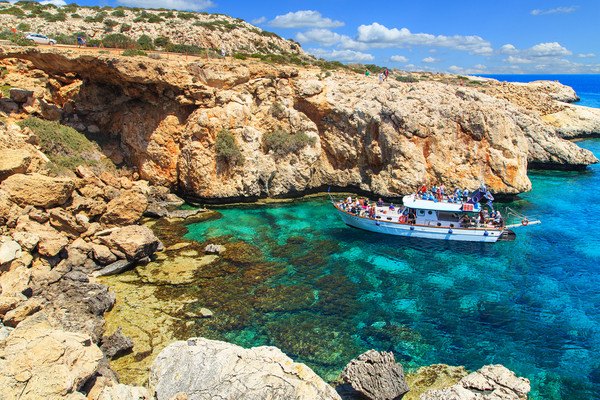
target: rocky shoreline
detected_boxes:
[0,119,534,399]
[2,44,597,399]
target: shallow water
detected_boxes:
[182,139,600,399]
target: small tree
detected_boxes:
[215,130,243,165]
[136,34,154,50]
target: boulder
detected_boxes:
[0,149,32,181]
[205,244,224,255]
[88,378,153,400]
[100,326,134,359]
[9,88,34,102]
[0,97,19,113]
[92,243,118,265]
[0,295,21,317]
[0,311,103,400]
[3,296,44,327]
[419,364,530,400]
[49,207,88,237]
[150,337,342,400]
[1,173,74,208]
[0,240,22,265]
[93,259,133,277]
[0,264,31,297]
[100,190,148,227]
[341,350,409,400]
[12,231,40,252]
[97,225,160,261]
[18,218,69,257]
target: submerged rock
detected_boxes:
[97,225,160,261]
[150,337,342,400]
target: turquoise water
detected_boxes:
[184,140,600,399]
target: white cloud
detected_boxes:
[577,53,596,58]
[42,0,67,6]
[448,65,464,73]
[251,16,266,25]
[499,44,518,54]
[529,42,572,57]
[531,6,577,15]
[307,48,374,62]
[505,56,535,64]
[343,23,491,54]
[116,0,214,11]
[268,10,344,28]
[296,29,343,47]
[422,57,440,63]
[390,55,409,63]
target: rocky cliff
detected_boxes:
[0,45,598,202]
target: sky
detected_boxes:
[35,0,600,74]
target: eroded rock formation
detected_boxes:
[1,46,598,202]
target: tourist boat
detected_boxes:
[332,188,538,243]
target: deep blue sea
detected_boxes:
[184,76,600,399]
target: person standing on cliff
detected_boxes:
[365,69,370,76]
[384,68,389,81]
[378,72,384,84]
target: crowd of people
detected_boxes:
[336,188,504,228]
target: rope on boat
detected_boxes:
[504,206,541,228]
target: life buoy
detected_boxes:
[399,215,407,223]
[522,218,529,226]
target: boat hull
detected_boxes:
[336,207,502,243]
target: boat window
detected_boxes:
[418,210,425,216]
[428,211,433,215]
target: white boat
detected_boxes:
[332,189,532,242]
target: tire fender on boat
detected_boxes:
[399,215,407,223]
[522,218,529,226]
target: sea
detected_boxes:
[183,75,600,399]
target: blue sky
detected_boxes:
[42,0,600,74]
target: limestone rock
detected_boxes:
[9,88,34,102]
[96,382,154,400]
[0,240,22,264]
[1,173,74,208]
[17,218,69,257]
[341,349,409,400]
[0,311,103,400]
[419,364,530,400]
[97,225,160,261]
[150,337,342,400]
[12,231,40,252]
[0,149,32,181]
[100,190,148,227]
[100,326,134,359]
[0,264,31,297]
[3,296,44,327]
[204,243,224,254]
[93,259,133,277]
[0,295,22,317]
[92,244,118,265]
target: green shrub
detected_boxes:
[0,7,25,17]
[16,23,30,32]
[395,75,419,83]
[43,12,66,22]
[104,19,119,28]
[262,130,316,156]
[233,53,246,60]
[215,130,243,164]
[154,36,169,48]
[158,11,174,18]
[136,34,153,50]
[15,117,114,174]
[119,23,131,32]
[70,13,82,18]
[147,14,163,23]
[102,33,134,48]
[122,49,147,57]
[177,12,197,20]
[111,9,125,17]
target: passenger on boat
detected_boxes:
[347,196,352,204]
[463,189,470,202]
[377,198,384,207]
[459,214,472,227]
[421,184,427,193]
[408,209,416,224]
[493,210,502,226]
[389,203,395,211]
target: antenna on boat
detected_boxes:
[327,187,335,203]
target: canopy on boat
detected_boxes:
[402,195,482,213]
